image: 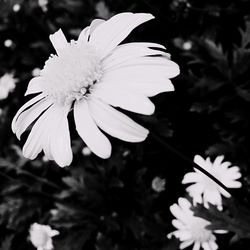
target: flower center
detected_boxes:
[190,217,212,242]
[40,41,102,105]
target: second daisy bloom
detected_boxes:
[182,155,242,209]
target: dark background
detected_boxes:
[1,0,250,249]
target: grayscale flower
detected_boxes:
[182,155,242,209]
[168,198,226,250]
[29,223,59,250]
[12,13,179,167]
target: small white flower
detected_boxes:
[32,68,41,77]
[182,155,242,209]
[12,13,179,167]
[95,1,113,20]
[168,198,225,250]
[0,73,17,100]
[82,146,92,156]
[38,0,48,12]
[13,4,21,12]
[182,41,192,50]
[4,39,13,48]
[29,223,59,250]
[152,176,166,192]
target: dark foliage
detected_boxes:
[1,0,250,249]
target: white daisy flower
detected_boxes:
[82,146,92,156]
[0,73,17,100]
[151,176,166,192]
[168,198,225,250]
[38,0,48,12]
[13,3,21,12]
[4,39,13,48]
[182,155,242,209]
[12,13,179,167]
[29,223,59,250]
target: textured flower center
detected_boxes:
[40,41,102,105]
[190,217,212,242]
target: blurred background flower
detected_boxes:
[0,73,17,100]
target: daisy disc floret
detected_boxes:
[29,223,59,250]
[12,13,179,167]
[182,155,242,209]
[168,198,226,250]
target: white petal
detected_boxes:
[25,77,43,96]
[23,104,73,167]
[103,60,180,81]
[176,230,192,241]
[170,204,189,223]
[194,155,207,169]
[89,13,154,58]
[78,19,105,43]
[180,240,194,249]
[100,74,174,97]
[74,99,111,159]
[22,106,50,160]
[12,93,45,132]
[49,104,72,167]
[102,42,169,71]
[78,26,90,43]
[89,19,105,34]
[213,155,225,167]
[88,97,149,142]
[182,172,201,184]
[225,180,242,188]
[186,183,204,196]
[49,29,68,55]
[104,56,178,75]
[201,242,211,250]
[192,241,201,250]
[50,229,60,237]
[178,198,192,212]
[172,219,186,230]
[92,84,155,115]
[208,240,218,250]
[15,98,53,139]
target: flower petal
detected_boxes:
[89,13,154,58]
[102,42,169,71]
[12,93,45,132]
[49,104,72,167]
[78,19,105,43]
[180,240,194,249]
[15,97,53,139]
[89,97,149,142]
[103,59,180,80]
[74,99,111,159]
[194,155,207,169]
[92,83,155,115]
[49,29,68,56]
[182,172,201,184]
[22,106,50,160]
[25,77,43,96]
[23,104,72,167]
